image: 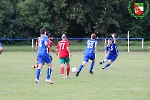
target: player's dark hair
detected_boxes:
[108,38,112,41]
[108,38,114,43]
[48,34,53,38]
[40,28,46,34]
[91,33,96,39]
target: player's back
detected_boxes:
[84,39,97,54]
[37,36,48,54]
[57,40,69,58]
[109,43,119,56]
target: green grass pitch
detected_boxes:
[0,51,150,100]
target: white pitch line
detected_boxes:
[17,66,27,71]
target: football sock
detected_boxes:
[60,66,64,75]
[89,61,94,71]
[66,65,70,76]
[36,69,41,80]
[101,60,105,63]
[33,64,38,68]
[47,68,52,79]
[78,65,83,72]
[104,63,110,68]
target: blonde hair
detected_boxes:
[61,34,66,39]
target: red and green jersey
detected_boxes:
[48,40,53,53]
[36,37,40,47]
[56,40,70,58]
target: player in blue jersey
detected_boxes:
[76,33,97,76]
[99,34,118,69]
[35,28,54,84]
[0,42,3,54]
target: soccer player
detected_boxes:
[56,34,71,78]
[35,28,54,84]
[0,42,3,54]
[76,33,97,77]
[99,33,119,69]
[32,34,57,69]
[47,34,58,60]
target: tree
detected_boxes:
[0,0,149,38]
[0,0,23,38]
[17,0,53,37]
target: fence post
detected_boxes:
[104,39,107,49]
[127,31,130,53]
[142,39,144,49]
[32,39,34,48]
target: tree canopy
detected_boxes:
[0,0,150,38]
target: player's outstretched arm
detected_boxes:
[111,33,116,44]
[94,42,97,53]
[51,48,58,55]
[0,47,3,54]
[56,44,59,57]
[0,43,3,54]
[67,46,71,57]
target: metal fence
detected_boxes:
[0,38,145,52]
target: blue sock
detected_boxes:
[78,65,83,72]
[36,69,41,80]
[89,61,94,71]
[47,68,52,79]
[104,64,110,69]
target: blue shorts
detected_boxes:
[106,54,118,62]
[37,53,51,64]
[83,53,95,62]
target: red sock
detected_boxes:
[34,64,38,68]
[60,66,64,75]
[66,65,70,76]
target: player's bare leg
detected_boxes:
[66,63,70,78]
[32,62,45,69]
[102,60,112,69]
[0,46,3,54]
[60,63,65,78]
[99,59,108,64]
[32,64,38,69]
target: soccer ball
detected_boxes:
[71,67,77,73]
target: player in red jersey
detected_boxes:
[35,37,40,50]
[56,34,71,78]
[47,34,58,61]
